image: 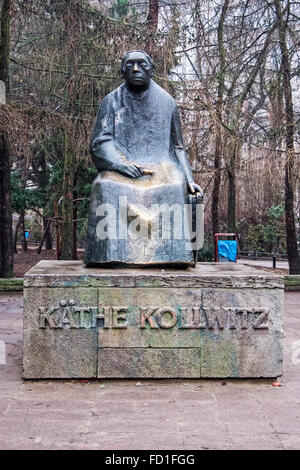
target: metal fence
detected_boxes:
[238,251,288,268]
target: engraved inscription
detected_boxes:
[112,306,129,328]
[39,300,111,329]
[156,308,178,329]
[38,300,269,330]
[140,308,159,329]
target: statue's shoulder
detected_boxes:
[151,80,176,107]
[101,84,125,107]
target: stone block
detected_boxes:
[98,348,201,378]
[200,287,283,377]
[23,261,284,378]
[23,285,98,378]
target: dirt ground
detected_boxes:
[13,247,288,278]
[13,248,84,278]
[240,264,288,276]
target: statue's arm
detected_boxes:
[90,96,143,178]
[171,104,203,196]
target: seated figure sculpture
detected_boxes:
[84,50,203,267]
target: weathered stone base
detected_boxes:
[23,261,284,379]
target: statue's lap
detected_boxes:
[84,161,195,266]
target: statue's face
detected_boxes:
[122,51,153,89]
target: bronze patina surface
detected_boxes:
[84,51,203,267]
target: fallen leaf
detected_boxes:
[272,381,281,387]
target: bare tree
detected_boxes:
[0,0,13,277]
[212,0,229,236]
[274,0,300,273]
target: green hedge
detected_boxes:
[0,278,24,291]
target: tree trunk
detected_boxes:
[0,132,13,277]
[212,132,222,236]
[54,201,61,260]
[275,0,300,274]
[60,130,74,259]
[19,210,27,252]
[227,139,239,234]
[44,218,52,250]
[37,218,52,254]
[0,0,10,94]
[212,0,229,237]
[13,214,22,253]
[72,174,77,260]
[0,0,13,277]
[146,0,159,54]
[227,165,236,233]
[146,0,159,30]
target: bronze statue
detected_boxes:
[84,50,203,267]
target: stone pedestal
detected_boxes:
[23,261,283,379]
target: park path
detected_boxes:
[0,291,299,450]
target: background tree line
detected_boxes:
[0,0,299,275]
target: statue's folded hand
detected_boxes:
[138,166,153,176]
[114,161,143,178]
[114,161,154,178]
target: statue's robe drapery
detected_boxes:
[84,80,196,266]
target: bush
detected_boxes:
[197,246,214,262]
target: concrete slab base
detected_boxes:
[23,261,284,379]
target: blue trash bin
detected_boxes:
[217,240,237,262]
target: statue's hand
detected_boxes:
[188,181,203,198]
[138,166,153,175]
[115,162,143,178]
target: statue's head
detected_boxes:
[121,50,154,90]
